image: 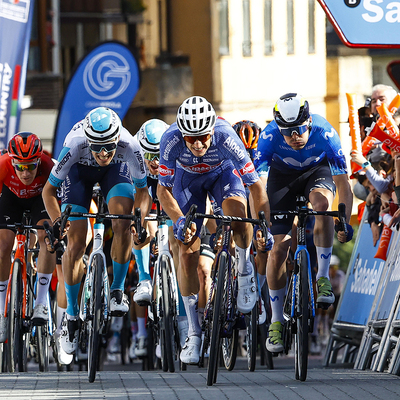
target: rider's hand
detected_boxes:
[253,225,274,252]
[173,216,196,243]
[334,220,353,243]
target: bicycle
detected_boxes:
[183,204,269,386]
[276,195,347,381]
[0,212,47,372]
[146,200,180,373]
[58,187,144,382]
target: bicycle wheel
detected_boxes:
[221,327,238,371]
[295,250,309,381]
[7,259,24,372]
[207,252,228,386]
[160,255,176,373]
[245,301,258,371]
[88,254,103,383]
[37,324,49,372]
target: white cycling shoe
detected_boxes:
[60,315,79,355]
[55,327,73,365]
[180,335,201,365]
[133,280,152,306]
[237,273,257,314]
[110,290,129,316]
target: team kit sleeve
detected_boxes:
[254,123,276,176]
[126,138,148,189]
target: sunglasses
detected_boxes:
[183,133,212,144]
[89,142,117,153]
[13,162,38,172]
[279,124,309,137]
[144,152,159,162]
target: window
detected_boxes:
[264,0,272,55]
[242,0,251,57]
[218,0,230,56]
[287,0,294,55]
[308,0,315,53]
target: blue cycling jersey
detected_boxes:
[254,114,348,176]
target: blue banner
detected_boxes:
[336,218,387,325]
[0,0,35,149]
[53,41,140,158]
[318,0,400,48]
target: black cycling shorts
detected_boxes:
[0,186,49,231]
[267,160,336,236]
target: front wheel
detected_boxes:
[37,324,49,372]
[295,250,309,381]
[246,301,258,371]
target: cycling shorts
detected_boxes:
[61,163,134,220]
[0,186,49,231]
[172,163,246,237]
[267,160,336,236]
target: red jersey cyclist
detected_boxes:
[0,132,56,342]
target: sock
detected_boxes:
[316,246,332,280]
[57,306,66,329]
[111,260,130,291]
[258,273,266,289]
[235,244,252,276]
[0,280,8,314]
[132,246,151,282]
[182,294,202,337]
[177,284,186,317]
[65,282,81,317]
[198,307,205,327]
[137,316,147,338]
[269,287,286,323]
[36,272,52,306]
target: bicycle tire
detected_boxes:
[246,301,258,371]
[207,252,228,386]
[88,254,103,383]
[37,324,49,372]
[7,259,24,372]
[295,249,309,381]
[160,255,176,373]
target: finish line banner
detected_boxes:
[53,41,140,158]
[0,0,35,149]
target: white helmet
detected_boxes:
[273,93,310,128]
[83,107,121,143]
[137,119,169,153]
[176,96,217,136]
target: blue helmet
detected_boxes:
[83,107,121,143]
[137,119,170,153]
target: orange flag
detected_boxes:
[374,225,392,260]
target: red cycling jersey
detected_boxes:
[0,153,54,199]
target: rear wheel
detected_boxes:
[88,254,103,383]
[160,255,175,373]
[295,250,309,381]
[221,328,238,371]
[207,252,228,386]
[246,301,258,371]
[37,324,49,372]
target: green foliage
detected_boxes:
[333,224,359,273]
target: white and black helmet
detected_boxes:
[83,107,121,143]
[176,96,217,136]
[137,119,170,153]
[273,93,310,128]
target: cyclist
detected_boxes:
[254,93,353,353]
[157,96,272,364]
[0,132,56,341]
[42,107,150,355]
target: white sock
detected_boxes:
[269,287,286,323]
[57,306,66,329]
[182,294,202,337]
[36,273,52,306]
[316,247,332,280]
[137,316,147,338]
[0,280,8,314]
[235,244,252,276]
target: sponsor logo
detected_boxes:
[159,165,174,176]
[261,132,273,141]
[0,0,31,23]
[239,161,255,175]
[39,277,49,286]
[55,151,72,174]
[0,63,12,146]
[181,163,220,174]
[320,253,331,259]
[324,128,336,140]
[223,137,245,160]
[350,258,384,295]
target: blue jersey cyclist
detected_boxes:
[157,96,272,365]
[42,107,150,355]
[254,93,353,353]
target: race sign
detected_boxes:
[318,0,400,48]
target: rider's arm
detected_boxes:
[157,184,183,224]
[42,181,61,223]
[133,185,152,222]
[248,179,271,226]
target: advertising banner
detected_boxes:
[53,41,140,158]
[0,0,35,149]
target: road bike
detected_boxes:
[276,195,347,381]
[0,212,47,372]
[59,187,144,382]
[183,205,269,386]
[146,200,180,373]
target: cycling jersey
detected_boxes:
[254,114,347,176]
[48,121,147,189]
[0,153,54,199]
